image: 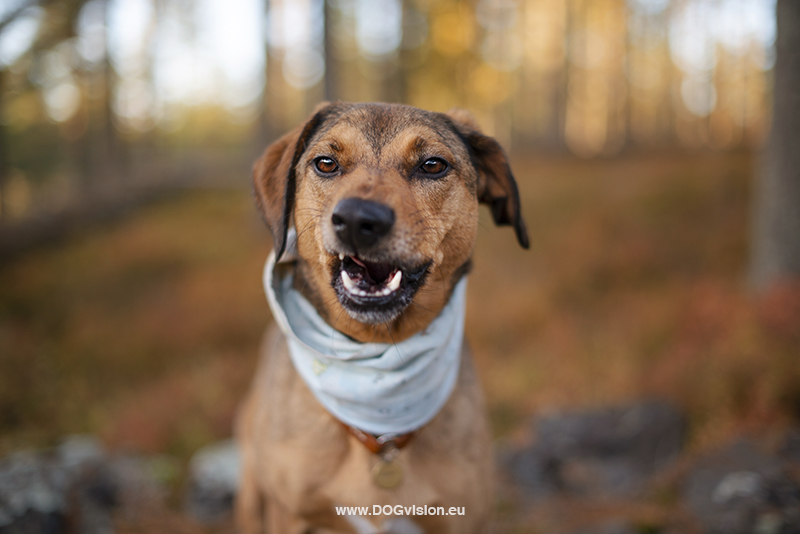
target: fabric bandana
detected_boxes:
[263,249,466,436]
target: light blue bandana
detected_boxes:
[263,251,466,436]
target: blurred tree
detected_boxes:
[0,1,47,220]
[98,0,124,184]
[42,0,94,187]
[751,0,800,290]
[256,0,271,145]
[323,0,337,103]
[0,66,7,220]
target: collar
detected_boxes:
[339,421,418,454]
[263,249,467,437]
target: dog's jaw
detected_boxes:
[331,254,431,325]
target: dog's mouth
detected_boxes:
[340,255,402,297]
[332,253,429,324]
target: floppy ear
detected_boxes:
[253,104,331,259]
[446,109,529,249]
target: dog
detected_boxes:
[236,102,528,534]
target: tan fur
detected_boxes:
[237,103,527,533]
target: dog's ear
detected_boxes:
[446,109,529,249]
[253,103,332,259]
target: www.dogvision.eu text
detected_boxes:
[335,505,467,517]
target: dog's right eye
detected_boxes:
[314,157,339,175]
[415,157,449,178]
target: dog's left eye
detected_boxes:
[314,157,339,175]
[417,158,448,177]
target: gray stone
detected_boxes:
[508,400,686,498]
[683,440,800,534]
[779,428,800,464]
[184,439,240,523]
[57,436,116,534]
[0,436,167,534]
[0,450,70,530]
[57,436,105,470]
[0,435,114,534]
[0,510,63,534]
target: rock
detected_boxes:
[0,510,63,534]
[0,435,116,534]
[58,436,117,534]
[0,436,168,534]
[683,440,800,534]
[184,439,240,523]
[507,400,686,498]
[779,428,800,464]
[0,450,67,533]
[57,435,105,470]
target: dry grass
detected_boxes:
[0,151,798,526]
[0,192,271,457]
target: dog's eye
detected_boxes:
[314,157,339,175]
[418,158,448,176]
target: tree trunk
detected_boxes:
[99,0,123,184]
[323,0,337,103]
[750,0,800,290]
[0,69,7,220]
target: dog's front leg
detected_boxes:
[235,391,266,534]
[235,468,263,534]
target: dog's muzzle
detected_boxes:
[329,198,429,324]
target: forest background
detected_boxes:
[0,0,798,529]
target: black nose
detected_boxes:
[332,198,395,251]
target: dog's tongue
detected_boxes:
[351,256,394,284]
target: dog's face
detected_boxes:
[254,103,528,343]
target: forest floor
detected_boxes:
[1,150,798,532]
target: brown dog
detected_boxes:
[236,102,528,534]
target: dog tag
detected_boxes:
[371,457,403,489]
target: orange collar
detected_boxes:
[339,421,418,454]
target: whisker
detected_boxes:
[331,303,350,347]
[293,207,324,214]
[383,323,404,364]
[294,217,320,242]
[408,299,435,314]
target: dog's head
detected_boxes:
[254,102,528,342]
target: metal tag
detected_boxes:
[371,457,403,489]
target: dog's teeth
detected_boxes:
[342,268,402,298]
[341,270,356,292]
[339,253,344,261]
[387,270,402,292]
